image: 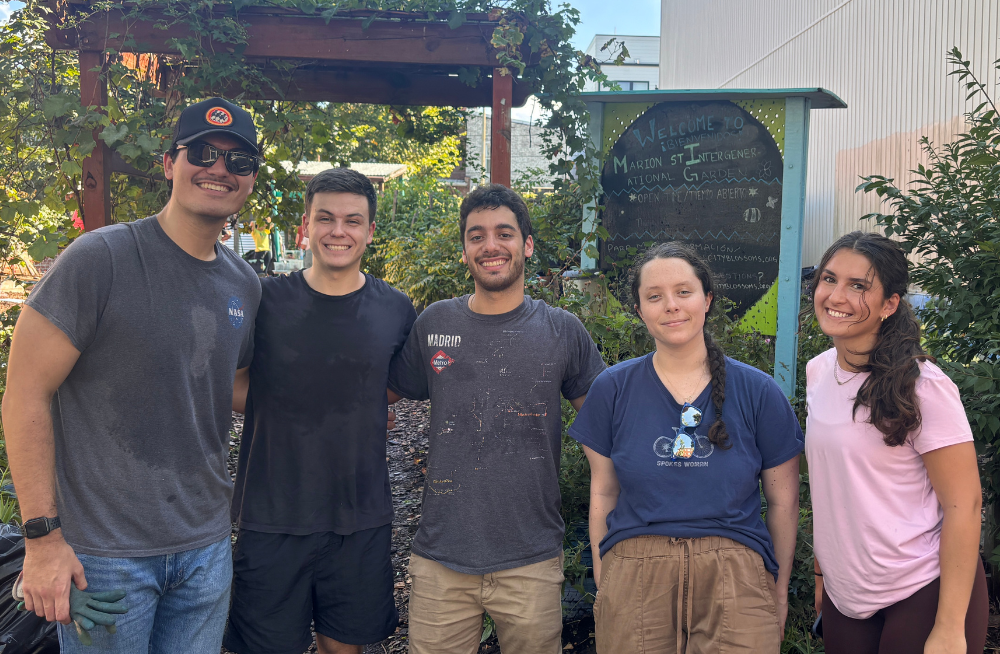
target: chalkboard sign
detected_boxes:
[600,101,783,316]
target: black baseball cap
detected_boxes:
[173,98,259,155]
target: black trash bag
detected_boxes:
[0,524,58,654]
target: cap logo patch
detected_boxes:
[206,107,233,127]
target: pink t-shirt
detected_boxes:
[805,348,972,619]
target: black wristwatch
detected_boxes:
[22,516,60,539]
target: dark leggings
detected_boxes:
[822,558,989,654]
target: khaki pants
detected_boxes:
[594,536,781,654]
[407,553,564,654]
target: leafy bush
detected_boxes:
[858,48,1000,559]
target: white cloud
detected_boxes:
[0,2,24,24]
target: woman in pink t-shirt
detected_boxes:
[805,231,987,654]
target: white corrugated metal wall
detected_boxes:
[660,0,1000,265]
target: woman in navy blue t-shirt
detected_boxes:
[571,242,803,653]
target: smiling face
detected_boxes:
[635,257,712,349]
[163,133,256,223]
[813,248,899,345]
[461,206,534,293]
[303,191,375,274]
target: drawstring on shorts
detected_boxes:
[673,538,693,654]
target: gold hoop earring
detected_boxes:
[881,315,887,322]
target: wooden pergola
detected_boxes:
[45,2,536,231]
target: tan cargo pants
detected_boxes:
[594,535,781,654]
[407,553,564,654]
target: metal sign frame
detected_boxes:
[580,88,846,397]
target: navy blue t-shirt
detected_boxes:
[569,354,803,574]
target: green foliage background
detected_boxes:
[860,49,1000,576]
[2,0,997,648]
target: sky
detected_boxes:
[567,0,660,51]
[0,2,18,22]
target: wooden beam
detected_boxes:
[490,67,512,187]
[49,7,505,67]
[235,67,532,107]
[79,51,111,231]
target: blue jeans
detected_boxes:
[58,536,232,654]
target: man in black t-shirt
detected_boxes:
[225,169,415,654]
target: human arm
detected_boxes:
[761,454,800,636]
[232,366,249,414]
[922,442,981,654]
[583,445,620,589]
[386,389,403,432]
[814,555,823,615]
[1,306,87,624]
[569,394,587,412]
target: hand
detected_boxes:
[387,409,396,433]
[67,584,129,646]
[21,533,86,624]
[924,623,965,654]
[814,575,823,615]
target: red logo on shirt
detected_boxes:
[430,350,454,374]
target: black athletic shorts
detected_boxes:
[223,525,398,654]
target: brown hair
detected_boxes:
[459,184,533,243]
[304,167,378,221]
[630,241,730,449]
[809,231,932,446]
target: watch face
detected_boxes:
[23,517,55,539]
[23,520,47,539]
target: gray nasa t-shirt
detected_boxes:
[388,296,605,574]
[25,216,260,557]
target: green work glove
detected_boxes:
[13,574,128,646]
[68,584,128,646]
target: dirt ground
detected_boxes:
[224,399,597,654]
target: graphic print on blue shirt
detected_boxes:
[653,426,714,463]
[569,354,803,575]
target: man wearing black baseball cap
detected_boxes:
[4,97,263,653]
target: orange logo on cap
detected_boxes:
[206,107,233,126]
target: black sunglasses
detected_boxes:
[177,141,261,176]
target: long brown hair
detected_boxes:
[630,242,730,449]
[809,231,932,446]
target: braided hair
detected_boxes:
[630,242,731,449]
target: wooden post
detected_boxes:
[79,51,111,231]
[490,67,512,187]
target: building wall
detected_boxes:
[584,35,660,92]
[659,0,1000,264]
[466,113,554,185]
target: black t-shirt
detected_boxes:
[232,271,416,535]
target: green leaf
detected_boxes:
[447,11,466,29]
[99,123,128,146]
[136,134,160,153]
[60,160,82,177]
[967,152,998,166]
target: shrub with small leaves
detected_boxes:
[858,48,1000,557]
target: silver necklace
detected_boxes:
[659,365,709,404]
[833,362,861,386]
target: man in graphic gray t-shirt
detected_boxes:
[389,185,605,654]
[2,98,262,653]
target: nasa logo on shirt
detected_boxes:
[227,296,245,328]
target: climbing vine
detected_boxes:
[1,0,621,250]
